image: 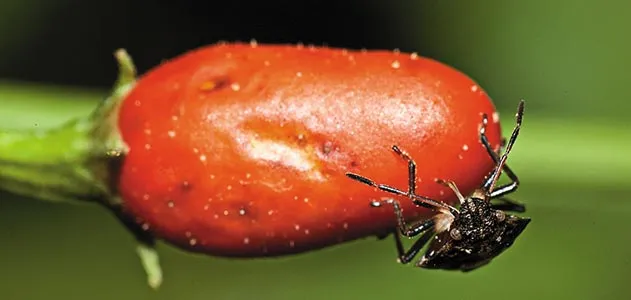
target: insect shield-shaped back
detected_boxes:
[419,190,530,271]
[346,100,530,272]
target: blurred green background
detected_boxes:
[1,0,630,299]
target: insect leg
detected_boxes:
[397,229,435,264]
[346,171,455,213]
[391,145,418,196]
[371,198,435,264]
[390,145,459,214]
[371,198,435,237]
[480,114,519,192]
[480,101,524,198]
[347,172,435,210]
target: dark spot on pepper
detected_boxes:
[199,76,231,92]
[181,181,193,192]
[322,141,334,155]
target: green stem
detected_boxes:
[0,49,134,206]
[0,50,163,289]
[0,118,106,203]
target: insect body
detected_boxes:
[346,100,529,271]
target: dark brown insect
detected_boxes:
[346,100,529,271]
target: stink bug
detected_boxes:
[346,100,529,271]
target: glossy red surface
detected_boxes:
[117,43,502,257]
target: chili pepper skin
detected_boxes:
[116,42,503,257]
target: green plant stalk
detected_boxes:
[0,50,163,289]
[0,50,132,204]
[0,118,105,203]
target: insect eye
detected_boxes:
[449,228,462,240]
[494,210,506,222]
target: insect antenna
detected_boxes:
[435,179,466,205]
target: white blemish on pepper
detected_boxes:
[492,112,500,123]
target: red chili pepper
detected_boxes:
[116,42,503,257]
